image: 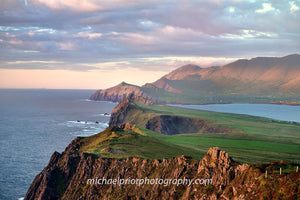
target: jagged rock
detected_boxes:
[25,144,300,200]
[24,145,244,200]
[124,122,131,130]
[109,98,131,127]
[208,147,221,160]
[89,82,154,102]
[197,147,243,194]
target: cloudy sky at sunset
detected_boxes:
[0,0,299,89]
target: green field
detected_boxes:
[77,100,300,164]
[77,126,205,160]
[120,102,300,164]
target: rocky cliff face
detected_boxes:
[146,115,233,135]
[89,81,153,102]
[108,97,131,127]
[108,95,153,127]
[24,143,245,200]
[109,97,234,135]
[24,143,300,200]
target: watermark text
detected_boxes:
[87,177,212,187]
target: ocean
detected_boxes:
[0,89,117,200]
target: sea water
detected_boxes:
[0,89,117,200]
[169,103,300,123]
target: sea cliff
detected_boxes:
[24,138,300,200]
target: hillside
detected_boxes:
[75,125,204,160]
[90,54,300,104]
[148,54,300,96]
[89,81,151,102]
[107,96,300,164]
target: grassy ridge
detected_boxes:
[128,103,300,164]
[78,127,205,160]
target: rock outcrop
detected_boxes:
[24,145,243,200]
[197,147,247,192]
[146,115,233,135]
[89,81,153,102]
[108,97,132,127]
[109,97,234,135]
[25,144,300,199]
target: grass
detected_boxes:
[77,127,205,160]
[122,102,300,164]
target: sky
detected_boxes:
[0,0,299,89]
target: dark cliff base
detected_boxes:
[145,115,233,135]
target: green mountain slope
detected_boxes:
[108,97,300,164]
[77,126,205,160]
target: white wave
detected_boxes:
[79,99,92,102]
[93,100,118,104]
[61,120,109,137]
[76,132,99,137]
[18,198,24,200]
[59,121,107,130]
[66,120,97,124]
[79,99,118,104]
[94,113,111,117]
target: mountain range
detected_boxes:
[90,54,300,104]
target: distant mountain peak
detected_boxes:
[119,81,128,86]
[282,54,300,58]
[225,54,300,69]
[163,64,201,80]
[175,64,201,71]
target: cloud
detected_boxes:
[110,32,157,46]
[7,39,23,45]
[6,60,62,64]
[221,29,278,39]
[74,31,102,39]
[0,0,299,74]
[32,0,102,12]
[31,0,164,12]
[255,3,277,13]
[289,1,299,13]
[59,42,77,50]
[2,60,99,71]
[228,6,235,13]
